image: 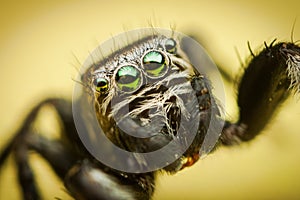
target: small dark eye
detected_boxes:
[142,51,168,78]
[93,78,109,93]
[115,65,142,92]
[164,38,177,53]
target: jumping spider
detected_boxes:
[1,28,300,200]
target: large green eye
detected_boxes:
[93,77,109,93]
[142,51,168,78]
[115,65,142,92]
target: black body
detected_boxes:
[0,35,300,200]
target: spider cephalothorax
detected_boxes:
[81,33,220,172]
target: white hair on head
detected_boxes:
[286,53,300,96]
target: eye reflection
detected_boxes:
[164,38,177,53]
[115,65,142,92]
[142,51,168,78]
[93,77,109,93]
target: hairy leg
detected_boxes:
[221,42,300,145]
[0,99,76,199]
[0,98,155,200]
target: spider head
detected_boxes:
[77,31,222,173]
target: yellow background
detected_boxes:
[1,0,300,199]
